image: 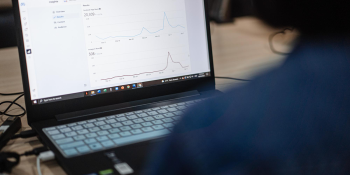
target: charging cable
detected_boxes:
[36,151,55,175]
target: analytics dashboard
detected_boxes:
[18,0,211,102]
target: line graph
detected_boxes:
[101,52,188,81]
[96,12,186,40]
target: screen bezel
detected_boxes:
[12,0,216,125]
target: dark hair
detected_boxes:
[252,0,350,34]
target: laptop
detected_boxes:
[12,0,217,174]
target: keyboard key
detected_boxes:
[44,127,56,131]
[119,131,132,137]
[83,123,94,128]
[97,131,109,136]
[167,108,177,112]
[120,126,132,131]
[56,138,74,144]
[67,123,77,127]
[77,129,89,135]
[89,127,100,132]
[107,115,116,119]
[78,121,87,125]
[127,115,138,120]
[164,113,175,118]
[96,136,109,142]
[161,106,169,109]
[97,117,106,121]
[100,124,112,130]
[177,106,186,110]
[137,113,148,118]
[88,119,97,123]
[85,133,98,138]
[152,120,163,125]
[116,117,128,122]
[133,119,144,124]
[169,104,177,107]
[111,123,123,128]
[108,133,120,139]
[141,127,153,132]
[52,134,65,140]
[173,116,181,121]
[178,102,185,105]
[109,128,121,133]
[77,146,90,153]
[89,143,103,150]
[65,131,77,137]
[106,119,117,124]
[152,125,165,130]
[141,122,152,127]
[163,123,174,128]
[101,140,115,147]
[143,109,152,112]
[144,117,155,122]
[157,109,168,114]
[116,114,125,117]
[57,125,66,129]
[48,130,60,135]
[186,101,195,104]
[152,107,160,111]
[64,148,78,156]
[73,135,86,141]
[154,115,165,120]
[113,129,170,146]
[135,110,143,114]
[126,112,134,115]
[95,121,106,126]
[60,141,85,149]
[147,111,158,115]
[131,124,142,129]
[85,138,97,144]
[130,129,143,135]
[72,125,83,131]
[173,111,184,115]
[162,118,174,123]
[122,121,133,126]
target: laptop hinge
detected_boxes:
[56,90,200,122]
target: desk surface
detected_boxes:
[0,0,12,9]
[0,17,292,175]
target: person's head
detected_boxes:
[252,0,350,35]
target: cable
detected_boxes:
[269,28,294,55]
[215,76,250,81]
[0,93,26,118]
[11,130,37,140]
[36,151,55,175]
[36,156,42,175]
[0,92,24,96]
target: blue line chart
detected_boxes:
[95,12,186,40]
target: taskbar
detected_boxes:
[31,72,211,105]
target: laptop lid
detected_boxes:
[12,0,215,125]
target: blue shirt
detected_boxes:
[145,36,350,175]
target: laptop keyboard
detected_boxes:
[43,99,204,158]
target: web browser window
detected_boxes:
[17,0,211,105]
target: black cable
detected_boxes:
[20,146,49,157]
[215,76,250,81]
[0,93,26,117]
[0,92,24,96]
[11,130,37,140]
[269,28,294,55]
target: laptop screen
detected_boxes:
[17,0,211,105]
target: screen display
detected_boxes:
[18,0,211,105]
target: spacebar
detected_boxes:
[113,129,170,146]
